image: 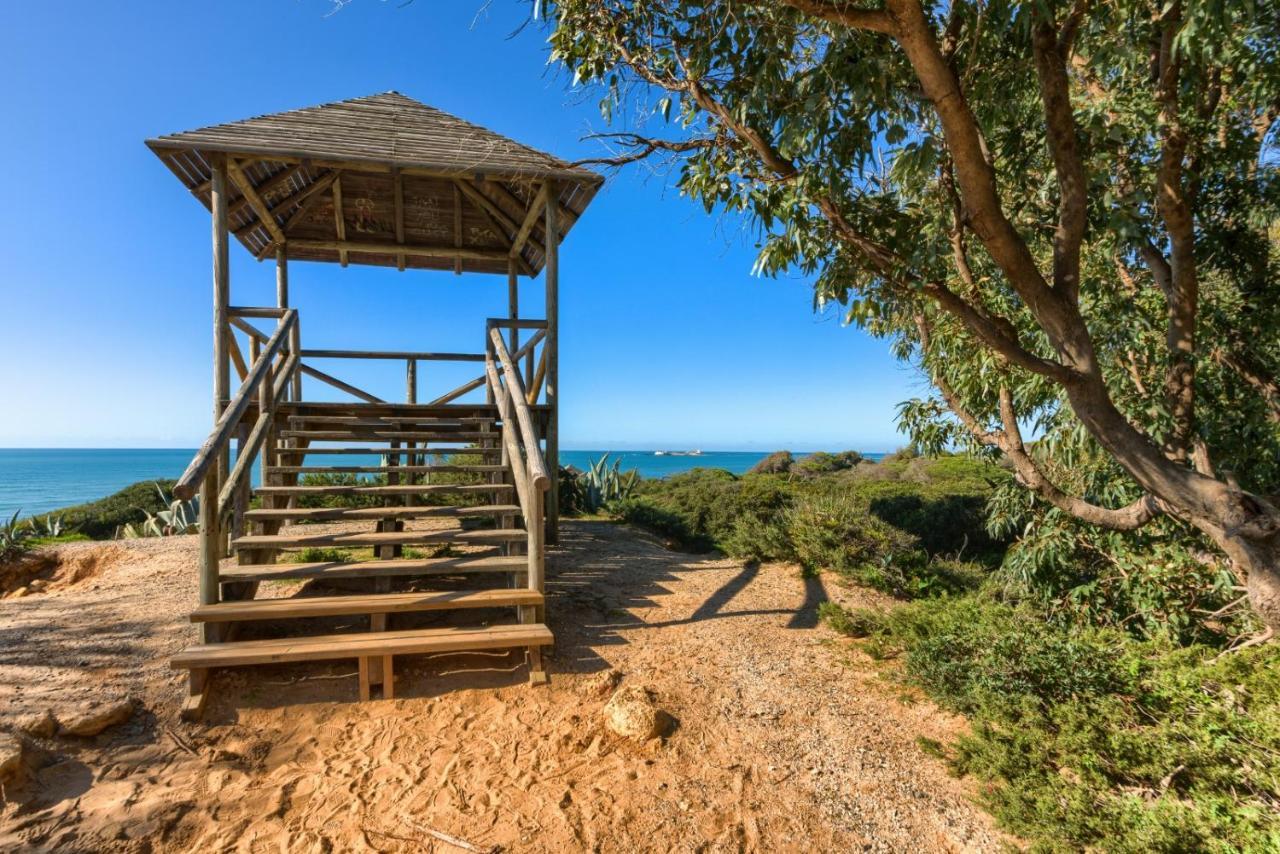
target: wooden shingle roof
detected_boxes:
[147,92,602,276]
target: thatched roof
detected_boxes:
[147,92,602,276]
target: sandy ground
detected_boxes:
[0,521,1006,852]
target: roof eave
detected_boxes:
[145,138,605,187]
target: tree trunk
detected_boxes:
[1213,526,1280,631]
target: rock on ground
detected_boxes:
[15,711,58,739]
[580,667,623,699]
[59,697,136,738]
[604,684,673,741]
[0,734,25,786]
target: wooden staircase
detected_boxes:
[169,310,554,718]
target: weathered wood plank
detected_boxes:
[170,623,555,669]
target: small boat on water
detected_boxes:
[655,449,703,457]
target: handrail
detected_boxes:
[229,305,289,318]
[484,357,532,516]
[174,309,298,500]
[487,326,550,491]
[215,350,297,516]
[301,349,484,362]
[229,317,384,403]
[429,328,546,406]
[488,318,548,330]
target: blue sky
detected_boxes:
[0,1,921,452]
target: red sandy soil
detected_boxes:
[0,522,1006,852]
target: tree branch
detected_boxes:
[571,133,716,167]
[915,315,1162,531]
[1032,16,1088,303]
[779,0,895,34]
[1154,1,1199,461]
[923,281,1077,382]
[1212,346,1280,425]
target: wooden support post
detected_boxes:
[544,181,560,543]
[406,359,418,489]
[182,668,210,721]
[232,422,249,543]
[199,157,231,637]
[289,314,302,402]
[452,183,463,276]
[275,247,289,315]
[393,168,406,272]
[257,359,277,567]
[197,471,220,645]
[507,257,523,384]
[332,177,348,267]
[484,331,496,407]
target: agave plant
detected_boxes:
[33,514,65,538]
[0,509,34,562]
[582,454,639,513]
[119,483,200,538]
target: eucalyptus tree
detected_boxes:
[546,0,1280,631]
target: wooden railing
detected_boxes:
[485,319,551,600]
[175,306,300,642]
[174,308,298,505]
[177,306,553,641]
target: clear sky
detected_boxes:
[0,1,922,452]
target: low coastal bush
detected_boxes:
[295,451,490,510]
[821,593,1280,851]
[783,492,918,575]
[612,456,1005,593]
[747,450,794,474]
[30,479,178,540]
[297,473,388,509]
[619,467,794,553]
[792,449,863,476]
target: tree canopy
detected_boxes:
[547,0,1280,632]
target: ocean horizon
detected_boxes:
[0,447,887,518]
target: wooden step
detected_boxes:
[232,529,524,549]
[280,403,500,417]
[280,430,492,442]
[287,416,495,426]
[274,446,502,456]
[220,554,528,583]
[244,504,522,523]
[171,623,553,669]
[254,483,513,497]
[267,464,506,475]
[191,588,543,623]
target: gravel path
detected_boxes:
[0,521,1005,852]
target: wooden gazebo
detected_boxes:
[147,92,602,716]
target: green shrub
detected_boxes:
[845,592,1280,851]
[817,601,879,637]
[793,450,863,476]
[296,472,387,509]
[291,547,356,563]
[559,465,586,515]
[32,480,178,540]
[614,459,1007,587]
[868,493,1000,559]
[748,450,794,474]
[611,497,702,548]
[623,468,793,552]
[784,492,920,576]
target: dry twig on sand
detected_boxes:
[404,819,501,853]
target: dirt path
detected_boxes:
[0,522,1004,852]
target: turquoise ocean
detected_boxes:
[0,448,884,517]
